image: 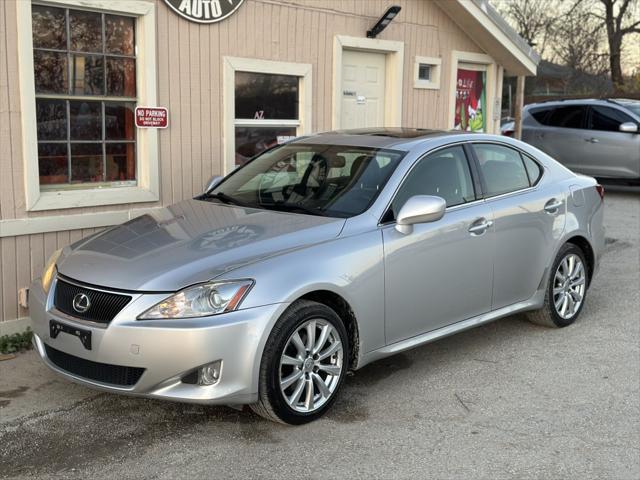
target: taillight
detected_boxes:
[595,184,605,201]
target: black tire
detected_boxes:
[526,243,589,328]
[250,300,349,424]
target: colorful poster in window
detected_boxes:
[454,68,486,132]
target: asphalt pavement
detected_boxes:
[1,189,638,480]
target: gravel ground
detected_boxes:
[1,189,638,480]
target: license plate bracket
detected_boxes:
[49,320,92,350]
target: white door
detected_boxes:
[341,50,386,129]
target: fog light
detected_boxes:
[198,361,222,386]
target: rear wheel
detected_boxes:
[527,243,588,328]
[251,300,348,424]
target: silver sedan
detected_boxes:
[29,129,605,424]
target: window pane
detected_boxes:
[70,10,103,53]
[71,54,104,95]
[36,99,67,140]
[32,5,66,49]
[235,72,299,120]
[235,126,297,166]
[106,143,136,181]
[106,57,136,96]
[546,106,586,129]
[530,108,551,124]
[70,101,102,140]
[474,144,530,197]
[105,103,136,140]
[71,143,103,182]
[38,143,68,185]
[590,106,633,132]
[391,146,475,216]
[105,15,135,55]
[418,64,431,81]
[34,51,68,94]
[522,155,542,185]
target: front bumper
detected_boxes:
[30,276,288,405]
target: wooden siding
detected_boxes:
[0,0,486,324]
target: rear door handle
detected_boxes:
[544,198,563,213]
[585,137,600,143]
[468,218,493,235]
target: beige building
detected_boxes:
[0,0,538,334]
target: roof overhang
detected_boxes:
[434,0,540,76]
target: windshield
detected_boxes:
[205,144,405,218]
[621,103,640,118]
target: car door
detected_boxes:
[579,105,640,179]
[472,143,566,310]
[382,145,494,345]
[530,105,589,173]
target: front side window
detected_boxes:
[389,146,476,219]
[589,106,634,132]
[207,144,404,218]
[474,144,531,197]
[32,4,137,188]
[234,72,299,166]
[546,106,587,129]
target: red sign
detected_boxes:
[135,107,169,128]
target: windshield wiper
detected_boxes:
[262,203,328,217]
[204,192,250,207]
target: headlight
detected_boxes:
[41,248,62,293]
[138,280,254,319]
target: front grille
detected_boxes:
[54,277,132,324]
[44,344,145,386]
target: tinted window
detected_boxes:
[474,144,530,197]
[590,106,634,132]
[522,155,543,185]
[390,146,475,218]
[530,107,551,124]
[546,106,587,129]
[235,72,299,120]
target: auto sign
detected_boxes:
[163,0,246,24]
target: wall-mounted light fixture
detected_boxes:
[367,6,401,38]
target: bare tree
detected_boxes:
[494,0,558,56]
[596,0,640,89]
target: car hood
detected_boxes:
[57,199,345,291]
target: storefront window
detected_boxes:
[454,65,487,132]
[234,71,300,166]
[32,4,137,187]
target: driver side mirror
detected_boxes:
[395,195,446,234]
[619,122,638,133]
[204,175,223,193]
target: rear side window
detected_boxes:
[473,144,531,197]
[546,106,587,129]
[589,106,634,132]
[530,107,552,124]
[522,155,543,185]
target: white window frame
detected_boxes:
[16,0,159,211]
[414,56,441,90]
[223,57,312,174]
[448,50,498,134]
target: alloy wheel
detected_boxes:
[552,253,586,320]
[279,318,344,413]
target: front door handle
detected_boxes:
[544,198,563,214]
[468,218,493,235]
[585,137,600,143]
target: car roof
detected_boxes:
[525,98,640,110]
[291,128,469,151]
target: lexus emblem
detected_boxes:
[72,293,91,313]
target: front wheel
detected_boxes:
[526,243,589,328]
[251,300,349,424]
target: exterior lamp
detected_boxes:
[367,6,401,38]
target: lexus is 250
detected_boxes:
[30,129,605,424]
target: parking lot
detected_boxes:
[1,189,638,480]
